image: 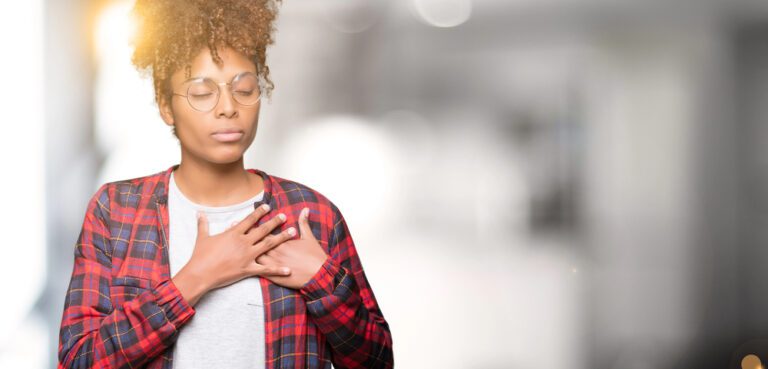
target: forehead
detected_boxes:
[173,46,256,84]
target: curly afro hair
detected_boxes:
[131,0,281,107]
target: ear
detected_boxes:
[158,94,175,127]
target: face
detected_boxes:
[159,46,261,165]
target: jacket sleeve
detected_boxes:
[57,184,195,369]
[298,203,394,369]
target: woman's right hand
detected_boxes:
[172,204,295,306]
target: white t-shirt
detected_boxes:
[167,171,266,369]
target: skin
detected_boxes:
[161,46,329,306]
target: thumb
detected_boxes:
[298,207,315,240]
[197,211,209,237]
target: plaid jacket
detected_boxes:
[58,164,393,369]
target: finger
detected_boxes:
[249,262,291,277]
[197,211,209,237]
[298,207,315,240]
[233,204,271,234]
[226,221,237,231]
[255,253,273,265]
[245,212,287,243]
[252,227,295,258]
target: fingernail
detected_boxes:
[282,267,290,274]
[278,213,286,221]
[262,204,270,212]
[302,208,309,218]
[287,227,296,236]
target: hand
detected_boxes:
[257,207,330,290]
[173,204,296,305]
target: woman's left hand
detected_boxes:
[256,207,329,289]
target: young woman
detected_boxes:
[56,1,393,368]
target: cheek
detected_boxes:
[241,112,260,142]
[173,109,209,141]
[243,107,260,127]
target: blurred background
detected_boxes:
[3,0,768,368]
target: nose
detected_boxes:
[214,83,237,118]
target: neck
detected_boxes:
[173,155,262,207]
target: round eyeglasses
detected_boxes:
[172,71,262,112]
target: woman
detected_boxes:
[56,1,393,368]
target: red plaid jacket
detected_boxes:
[58,164,393,369]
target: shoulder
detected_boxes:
[266,174,355,247]
[266,173,344,220]
[89,167,170,212]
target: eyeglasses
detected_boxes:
[172,71,262,112]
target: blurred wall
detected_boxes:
[42,0,102,367]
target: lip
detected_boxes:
[211,130,244,143]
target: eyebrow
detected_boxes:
[181,76,211,84]
[180,71,257,84]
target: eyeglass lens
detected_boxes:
[186,72,261,111]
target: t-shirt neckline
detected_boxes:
[169,171,264,213]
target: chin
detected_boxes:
[206,147,247,164]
